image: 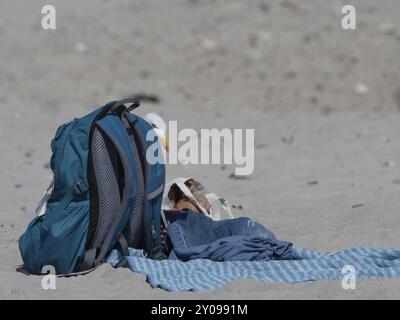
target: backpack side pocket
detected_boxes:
[19,201,89,275]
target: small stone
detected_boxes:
[281,135,294,144]
[200,37,218,51]
[302,34,312,43]
[139,70,151,79]
[352,204,364,209]
[349,56,358,65]
[74,42,88,53]
[14,183,23,189]
[379,23,396,36]
[392,179,400,185]
[232,204,244,210]
[382,160,395,168]
[307,180,319,185]
[281,0,300,10]
[354,83,369,95]
[229,174,251,180]
[310,96,318,105]
[24,150,33,158]
[259,2,270,12]
[284,71,297,79]
[130,93,160,104]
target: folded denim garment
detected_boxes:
[169,235,293,261]
[167,210,293,261]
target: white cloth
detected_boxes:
[161,178,234,226]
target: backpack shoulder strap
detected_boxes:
[109,97,140,114]
[123,112,166,259]
[81,114,138,270]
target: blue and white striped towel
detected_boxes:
[107,247,400,292]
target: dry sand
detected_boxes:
[1,0,400,299]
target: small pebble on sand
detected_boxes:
[232,204,243,210]
[378,23,396,36]
[392,179,400,185]
[381,160,395,168]
[229,174,251,180]
[74,42,88,53]
[354,83,369,95]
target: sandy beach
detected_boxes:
[1,0,400,299]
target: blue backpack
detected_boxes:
[19,98,166,275]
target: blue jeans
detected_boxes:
[168,209,276,249]
[167,210,293,261]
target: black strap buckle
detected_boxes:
[152,246,167,260]
[117,234,130,257]
[79,247,97,271]
[74,180,88,194]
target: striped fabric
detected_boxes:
[107,247,400,292]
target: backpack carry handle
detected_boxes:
[109,98,140,113]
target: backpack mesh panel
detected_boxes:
[92,128,122,249]
[122,117,145,248]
